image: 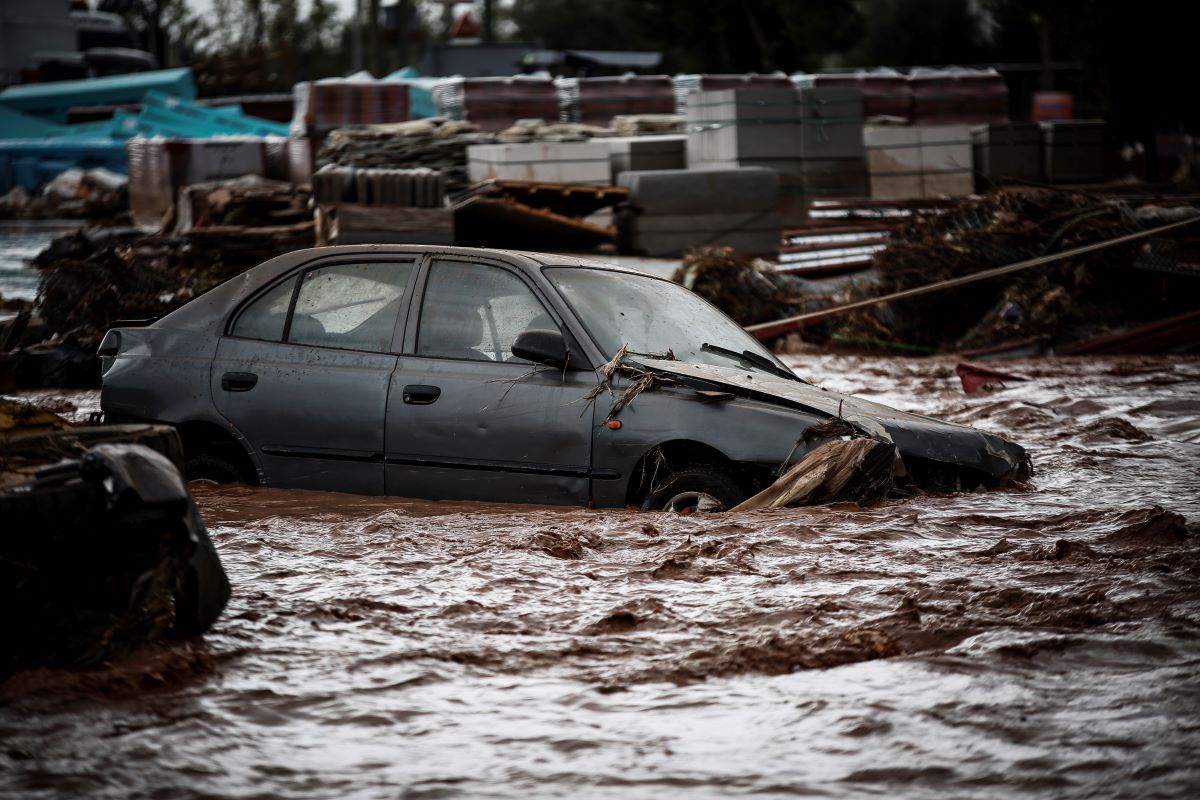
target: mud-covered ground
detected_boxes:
[2,355,1199,799]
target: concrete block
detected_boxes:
[618,167,779,215]
[1042,120,1105,183]
[971,123,1041,184]
[603,135,687,178]
[467,142,611,185]
[797,87,864,160]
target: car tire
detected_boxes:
[185,451,251,485]
[640,465,746,513]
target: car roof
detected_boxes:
[272,244,651,275]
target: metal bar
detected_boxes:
[746,215,1200,340]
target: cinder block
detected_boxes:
[619,167,779,215]
[467,142,611,185]
[971,122,1041,185]
[797,87,864,160]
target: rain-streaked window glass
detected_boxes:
[287,262,414,352]
[417,261,555,362]
[230,277,296,342]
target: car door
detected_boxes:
[211,258,417,494]
[384,256,597,504]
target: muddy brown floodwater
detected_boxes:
[3,355,1200,799]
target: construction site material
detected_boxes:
[0,167,128,220]
[467,141,611,185]
[454,195,613,251]
[908,67,1009,126]
[434,77,560,133]
[558,76,676,126]
[454,179,627,219]
[0,139,128,194]
[1042,120,1106,184]
[316,117,492,191]
[1058,308,1200,355]
[126,137,291,228]
[175,176,310,233]
[326,203,454,246]
[618,167,781,257]
[0,68,196,123]
[745,195,1200,347]
[687,88,799,169]
[797,87,865,160]
[673,74,793,113]
[971,123,1042,187]
[865,124,974,199]
[611,114,685,135]
[602,135,687,179]
[291,78,412,131]
[312,165,445,208]
[794,70,912,122]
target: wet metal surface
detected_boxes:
[2,355,1199,798]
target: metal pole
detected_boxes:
[746,215,1200,340]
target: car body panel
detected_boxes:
[211,337,397,494]
[100,245,1030,509]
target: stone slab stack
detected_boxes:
[864,125,973,199]
[687,86,866,223]
[971,122,1042,188]
[617,167,780,257]
[602,135,687,181]
[466,141,611,185]
[1041,120,1105,184]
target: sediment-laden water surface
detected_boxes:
[2,355,1199,799]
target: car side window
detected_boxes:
[230,277,297,342]
[287,262,414,352]
[417,261,555,362]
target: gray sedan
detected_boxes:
[99,246,1029,510]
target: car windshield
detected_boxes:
[545,266,790,373]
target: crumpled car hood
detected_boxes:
[637,358,1029,482]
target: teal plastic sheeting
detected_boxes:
[0,68,196,123]
[0,106,64,139]
[0,139,128,193]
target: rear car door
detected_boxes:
[211,258,417,494]
[384,256,597,504]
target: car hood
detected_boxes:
[637,358,1028,482]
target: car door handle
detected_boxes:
[221,371,258,392]
[403,385,441,405]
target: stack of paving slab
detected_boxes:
[1041,120,1106,184]
[864,125,974,199]
[686,86,867,224]
[971,122,1042,189]
[617,167,780,257]
[466,141,611,185]
[312,164,451,245]
[600,135,687,181]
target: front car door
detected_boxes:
[384,256,597,504]
[211,257,417,494]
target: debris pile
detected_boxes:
[24,217,312,355]
[826,188,1200,352]
[672,246,804,326]
[317,118,493,191]
[0,168,128,222]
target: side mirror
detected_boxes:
[512,328,569,368]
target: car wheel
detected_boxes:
[640,466,746,513]
[185,452,251,485]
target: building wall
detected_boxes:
[0,0,76,88]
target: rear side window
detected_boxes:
[288,262,413,352]
[230,262,414,352]
[231,277,296,341]
[417,260,555,362]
